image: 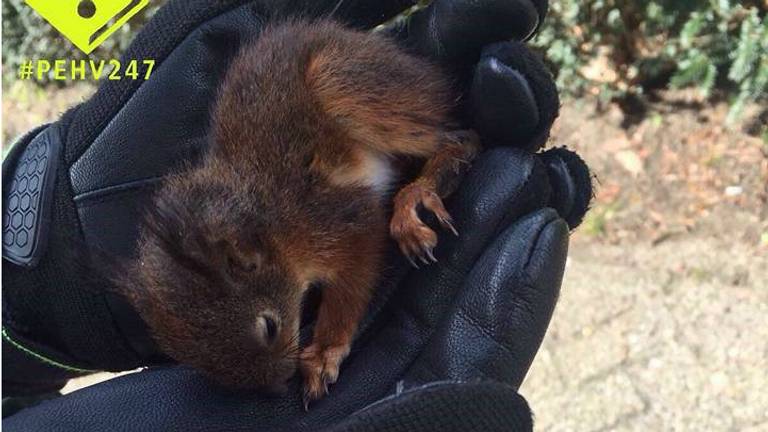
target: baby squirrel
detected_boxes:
[121,19,479,407]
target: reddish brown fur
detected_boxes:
[119,19,478,403]
[390,130,480,263]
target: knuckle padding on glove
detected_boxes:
[2,125,58,268]
[539,147,593,229]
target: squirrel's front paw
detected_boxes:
[390,182,457,267]
[299,343,350,410]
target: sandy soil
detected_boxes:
[522,96,767,431]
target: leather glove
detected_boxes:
[4,145,591,431]
[2,0,591,428]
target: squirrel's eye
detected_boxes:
[255,313,280,346]
[264,317,278,342]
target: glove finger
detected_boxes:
[538,147,594,229]
[271,0,415,29]
[390,0,548,71]
[405,208,569,389]
[470,42,559,151]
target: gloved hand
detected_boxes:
[2,0,591,429]
[4,145,590,431]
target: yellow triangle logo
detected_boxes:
[25,0,150,54]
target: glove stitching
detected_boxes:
[72,175,165,205]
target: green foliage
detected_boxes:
[1,0,163,85]
[533,1,768,122]
[3,0,765,122]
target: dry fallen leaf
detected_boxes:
[615,150,644,176]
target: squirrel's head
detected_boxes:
[118,163,303,391]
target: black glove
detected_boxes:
[4,146,590,431]
[2,0,590,428]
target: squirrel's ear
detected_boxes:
[219,232,265,273]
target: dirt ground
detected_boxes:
[522,95,767,431]
[3,82,767,430]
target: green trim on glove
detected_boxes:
[2,327,97,373]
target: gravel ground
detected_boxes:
[521,96,767,431]
[522,234,768,431]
